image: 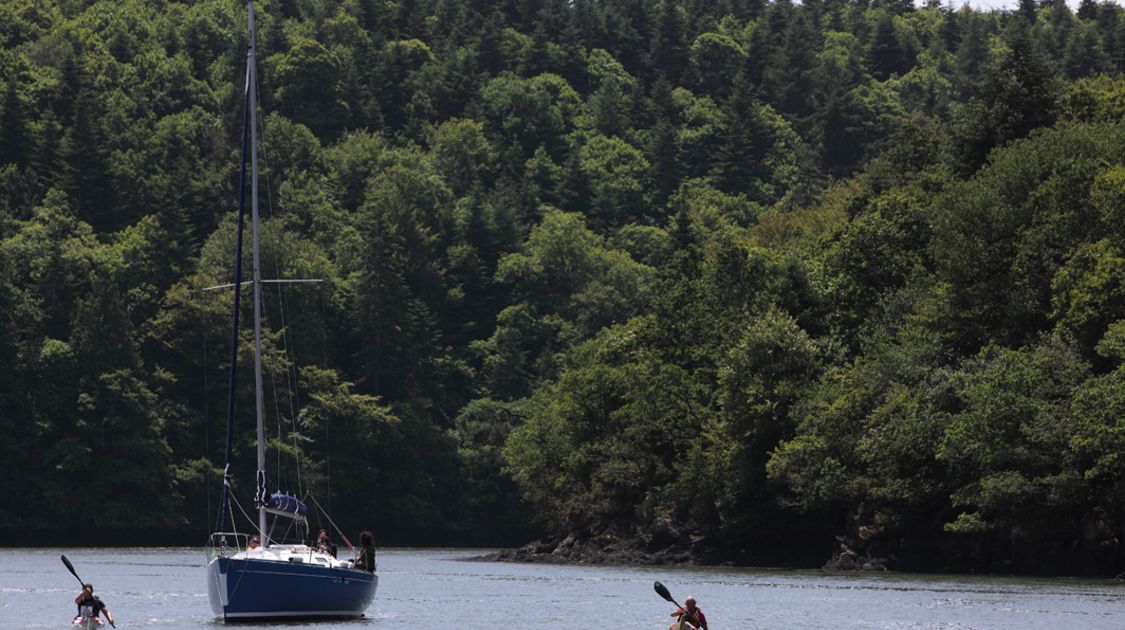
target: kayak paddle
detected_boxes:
[654,580,682,608]
[656,581,703,629]
[61,555,116,628]
[61,554,85,588]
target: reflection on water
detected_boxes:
[1,547,1123,629]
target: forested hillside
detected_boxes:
[1,0,1124,574]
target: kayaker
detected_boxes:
[668,595,707,630]
[75,583,114,627]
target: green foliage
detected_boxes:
[687,32,743,101]
[483,210,655,385]
[711,307,821,532]
[948,24,1060,176]
[714,88,804,205]
[504,320,693,532]
[1059,74,1125,123]
[578,134,649,228]
[932,123,1125,354]
[1051,239,1125,359]
[938,340,1089,535]
[4,0,1125,564]
[768,278,953,525]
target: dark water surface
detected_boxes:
[2,547,1123,629]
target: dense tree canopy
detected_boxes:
[2,0,1125,573]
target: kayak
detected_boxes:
[73,615,103,629]
[671,615,698,630]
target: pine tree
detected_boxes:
[645,77,680,208]
[777,8,819,121]
[558,145,592,216]
[590,76,633,137]
[56,88,116,231]
[556,4,589,92]
[602,0,652,75]
[754,0,794,106]
[714,71,798,202]
[1064,22,1110,79]
[1041,0,1076,58]
[1076,0,1098,21]
[356,0,394,40]
[0,78,31,169]
[396,0,419,38]
[954,10,990,96]
[650,0,688,84]
[950,23,1060,176]
[520,22,553,77]
[867,10,910,80]
[33,111,64,191]
[474,8,508,76]
[939,3,961,52]
[356,206,416,398]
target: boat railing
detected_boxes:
[207,532,251,560]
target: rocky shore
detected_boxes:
[478,513,1125,577]
[482,526,893,571]
[820,525,893,572]
[477,516,909,573]
[482,531,709,565]
[480,514,723,566]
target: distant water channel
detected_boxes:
[2,547,1123,629]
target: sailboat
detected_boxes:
[204,1,377,621]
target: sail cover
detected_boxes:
[264,493,307,521]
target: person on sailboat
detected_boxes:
[315,529,337,558]
[75,584,114,627]
[668,595,708,630]
[353,530,376,572]
[247,535,260,550]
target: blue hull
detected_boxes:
[206,555,377,620]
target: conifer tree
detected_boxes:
[754,0,795,105]
[950,22,1059,175]
[0,78,30,169]
[867,9,910,80]
[650,0,688,84]
[1064,22,1110,79]
[1076,0,1098,21]
[56,88,116,232]
[777,8,819,121]
[520,22,553,77]
[645,77,680,207]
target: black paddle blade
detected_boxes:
[654,581,674,602]
[61,554,86,587]
[61,555,78,578]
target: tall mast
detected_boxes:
[247,0,268,546]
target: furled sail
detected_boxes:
[264,493,307,522]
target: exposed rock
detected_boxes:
[479,520,712,566]
[822,525,896,572]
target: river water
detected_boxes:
[1,547,1123,629]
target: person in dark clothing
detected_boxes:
[668,595,707,630]
[75,583,114,627]
[315,529,337,558]
[352,530,376,572]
